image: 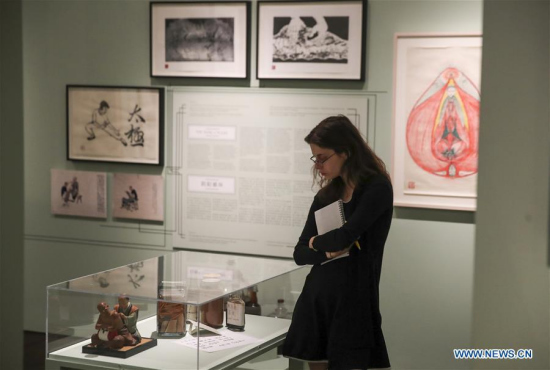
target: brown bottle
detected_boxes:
[226,293,245,331]
[245,286,261,316]
[200,298,224,329]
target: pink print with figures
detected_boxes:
[406,67,480,179]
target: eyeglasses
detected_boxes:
[310,152,336,165]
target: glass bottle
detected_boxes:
[226,293,245,331]
[268,299,289,319]
[245,286,261,316]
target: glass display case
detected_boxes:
[46,250,307,370]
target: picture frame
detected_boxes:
[51,169,107,219]
[67,85,164,166]
[151,1,251,79]
[257,0,366,80]
[392,33,482,211]
[112,173,164,222]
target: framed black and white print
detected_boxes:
[151,1,250,78]
[257,0,366,80]
[67,85,164,165]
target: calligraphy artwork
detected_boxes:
[67,85,164,165]
[392,34,482,210]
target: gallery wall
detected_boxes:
[354,2,481,369]
[22,1,482,369]
[472,1,550,369]
[22,0,171,339]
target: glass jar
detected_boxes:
[268,298,289,319]
[199,274,224,329]
[157,281,186,337]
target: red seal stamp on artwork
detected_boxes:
[165,64,169,69]
[407,181,416,189]
[272,65,276,70]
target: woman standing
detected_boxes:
[283,115,393,370]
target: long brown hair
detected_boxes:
[305,115,390,203]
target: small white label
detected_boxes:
[189,125,236,141]
[188,175,235,194]
[227,302,245,326]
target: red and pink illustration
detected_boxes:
[406,67,480,179]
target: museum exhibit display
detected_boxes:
[19,0,540,369]
[46,250,305,370]
[257,0,366,80]
[67,85,165,165]
[392,33,482,211]
[151,1,251,79]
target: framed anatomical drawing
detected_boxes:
[392,34,482,211]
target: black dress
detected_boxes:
[282,175,393,369]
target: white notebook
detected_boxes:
[314,200,350,264]
[314,199,345,235]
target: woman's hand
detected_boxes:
[325,247,351,259]
[308,236,317,250]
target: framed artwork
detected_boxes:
[51,169,107,218]
[257,0,366,80]
[392,33,482,211]
[151,1,251,78]
[112,173,164,222]
[67,85,164,165]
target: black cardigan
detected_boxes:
[294,174,393,266]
